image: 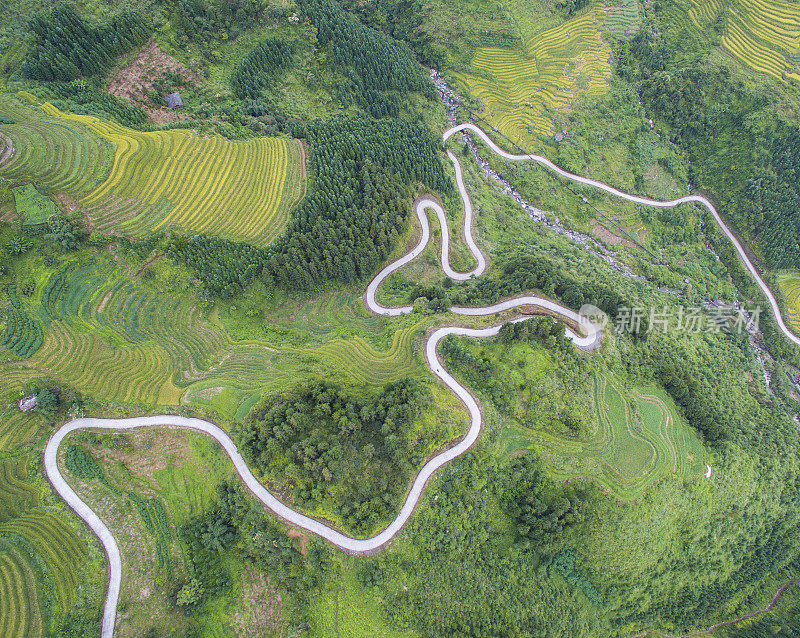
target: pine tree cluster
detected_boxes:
[23,3,151,82]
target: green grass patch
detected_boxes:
[309,559,416,637]
[12,184,58,226]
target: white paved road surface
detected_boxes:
[45,120,796,637]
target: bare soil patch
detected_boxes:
[55,192,79,214]
[590,218,638,249]
[107,41,199,122]
[288,527,310,556]
[134,254,162,278]
[97,288,114,313]
[0,132,14,167]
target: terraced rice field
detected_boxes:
[45,103,305,244]
[0,511,87,613]
[777,271,800,335]
[0,456,39,523]
[305,320,424,384]
[504,373,705,500]
[0,411,43,452]
[0,97,113,203]
[684,0,800,83]
[1,252,423,418]
[0,542,43,638]
[453,2,613,143]
[604,0,642,38]
[0,96,305,244]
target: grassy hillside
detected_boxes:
[446,335,706,501]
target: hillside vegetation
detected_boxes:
[617,1,800,271]
[1,0,800,636]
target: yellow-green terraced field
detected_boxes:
[0,456,39,523]
[0,411,43,451]
[302,319,425,384]
[0,95,306,244]
[0,511,87,613]
[0,97,113,203]
[683,0,800,83]
[777,271,800,334]
[503,373,705,500]
[0,545,43,638]
[45,103,306,244]
[452,3,613,144]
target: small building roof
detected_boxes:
[19,395,37,412]
[165,92,183,109]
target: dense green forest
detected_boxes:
[230,38,295,100]
[300,0,434,117]
[240,379,426,533]
[616,5,800,270]
[340,0,441,67]
[172,0,272,43]
[169,115,450,295]
[23,3,150,82]
[722,579,800,637]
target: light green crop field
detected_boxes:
[452,1,619,144]
[680,0,800,84]
[502,370,705,500]
[604,0,642,38]
[309,560,417,638]
[0,95,306,244]
[777,271,800,335]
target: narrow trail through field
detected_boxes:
[45,121,798,637]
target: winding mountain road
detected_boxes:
[45,122,797,637]
[446,123,800,347]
